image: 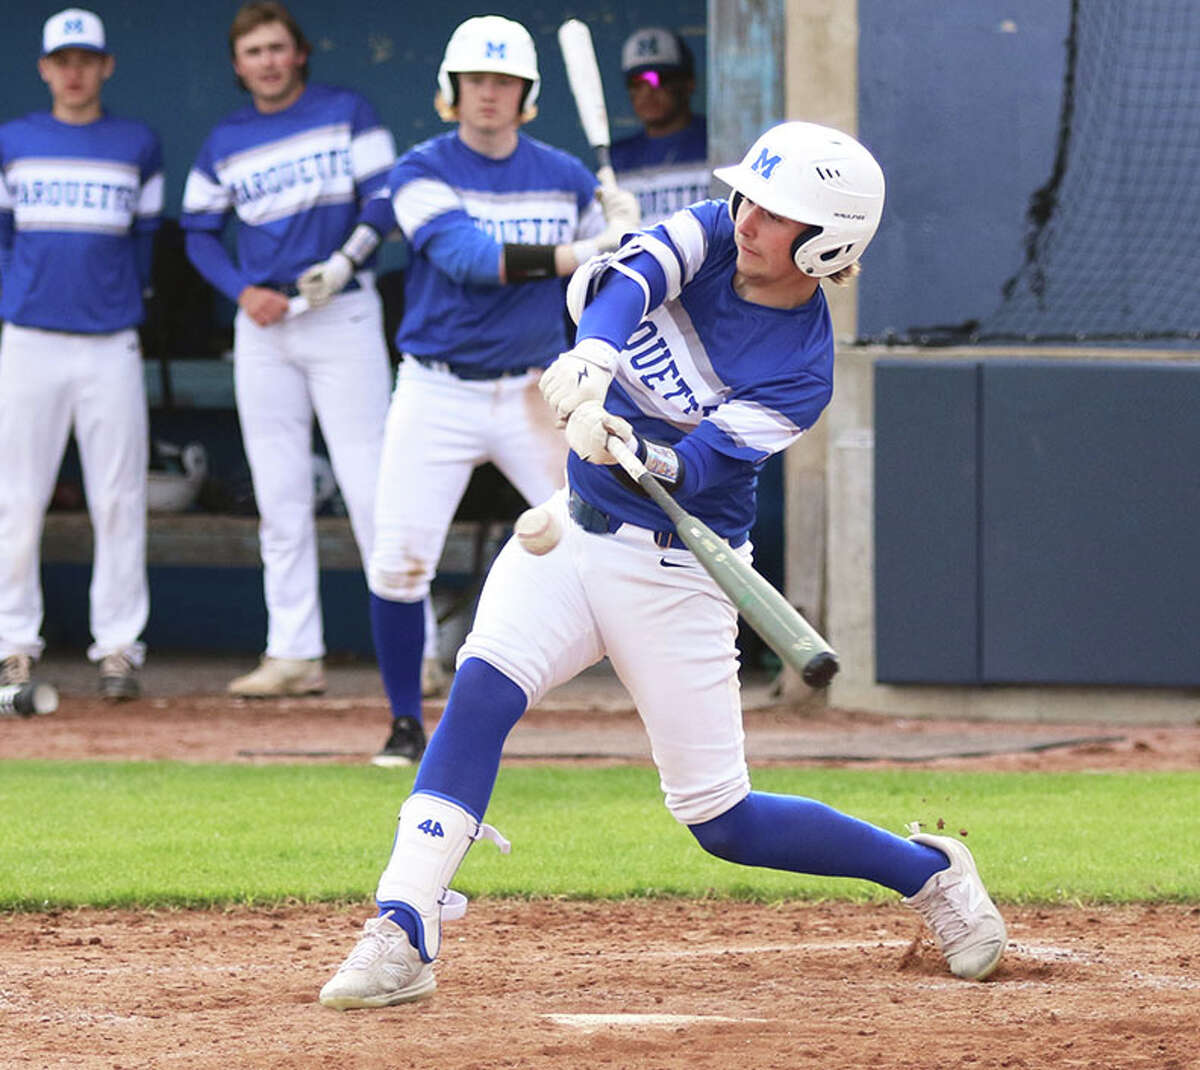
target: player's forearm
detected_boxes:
[183,230,249,304]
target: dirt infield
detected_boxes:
[3,675,1199,1068]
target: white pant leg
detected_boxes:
[234,310,321,659]
[73,329,149,662]
[462,487,750,826]
[0,325,78,657]
[457,489,604,699]
[487,373,569,505]
[593,535,751,826]
[368,361,488,602]
[287,286,391,566]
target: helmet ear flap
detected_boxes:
[727,190,744,223]
[791,224,823,273]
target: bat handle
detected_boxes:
[595,147,616,190]
[606,434,643,478]
[286,295,310,319]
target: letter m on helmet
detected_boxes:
[486,40,507,60]
[751,147,783,180]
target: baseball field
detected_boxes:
[2,658,1198,1069]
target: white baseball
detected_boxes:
[514,506,562,555]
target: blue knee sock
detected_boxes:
[379,658,528,950]
[413,657,527,816]
[370,593,424,725]
[689,791,948,896]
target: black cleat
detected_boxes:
[371,716,427,768]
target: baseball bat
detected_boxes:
[557,19,617,190]
[607,437,840,688]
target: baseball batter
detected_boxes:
[610,27,709,227]
[0,8,161,700]
[318,122,1007,1010]
[181,1,420,698]
[298,15,639,766]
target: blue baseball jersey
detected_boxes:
[570,199,834,539]
[388,131,604,374]
[180,83,395,297]
[0,112,162,333]
[611,115,709,227]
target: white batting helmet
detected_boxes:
[713,121,885,278]
[437,15,540,113]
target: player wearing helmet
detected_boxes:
[298,15,640,767]
[0,8,162,701]
[316,121,1007,1010]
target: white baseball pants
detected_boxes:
[233,284,391,659]
[0,323,148,663]
[368,358,568,601]
[459,488,753,826]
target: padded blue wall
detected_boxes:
[875,359,1200,686]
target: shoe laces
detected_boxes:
[100,652,135,676]
[914,871,983,948]
[342,916,406,972]
[1,655,33,685]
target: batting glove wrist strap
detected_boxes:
[639,438,682,486]
[375,793,510,962]
[340,224,381,268]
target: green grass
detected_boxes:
[1,761,1197,910]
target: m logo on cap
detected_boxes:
[485,40,507,60]
[636,36,661,59]
[64,17,85,33]
[751,147,782,181]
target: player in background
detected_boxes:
[0,8,162,700]
[317,122,1007,1009]
[181,2,443,698]
[298,15,639,766]
[610,27,708,227]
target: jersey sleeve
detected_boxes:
[179,136,230,234]
[349,94,397,200]
[687,370,833,464]
[135,128,164,234]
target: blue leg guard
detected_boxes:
[689,792,948,896]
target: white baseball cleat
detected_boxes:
[902,833,1007,980]
[228,656,326,697]
[319,915,436,1010]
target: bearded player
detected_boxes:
[317,121,1007,1009]
[298,15,639,766]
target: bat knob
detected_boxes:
[802,652,839,689]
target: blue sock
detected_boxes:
[377,903,424,955]
[370,593,424,725]
[413,657,527,817]
[689,792,949,896]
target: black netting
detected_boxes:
[924,0,1200,345]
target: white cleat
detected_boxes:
[228,656,326,697]
[319,916,436,1010]
[902,833,1007,980]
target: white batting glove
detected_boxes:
[539,337,619,422]
[598,185,640,230]
[565,400,636,466]
[297,251,354,309]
